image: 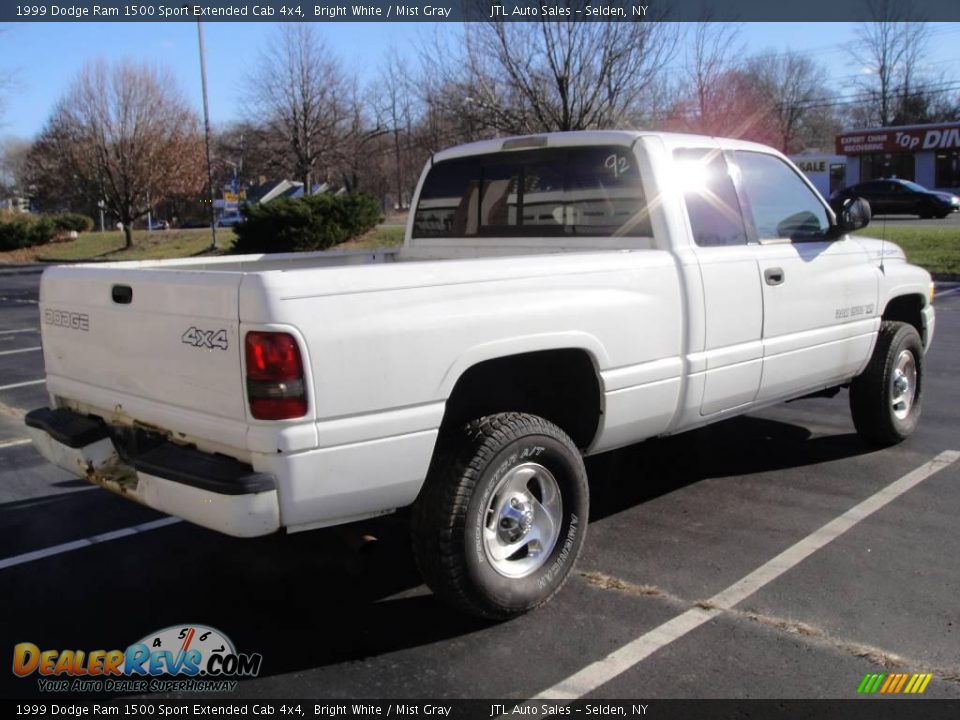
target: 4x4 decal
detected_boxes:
[182,327,228,351]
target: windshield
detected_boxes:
[899,180,928,193]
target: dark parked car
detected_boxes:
[831,179,960,219]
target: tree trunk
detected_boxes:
[123,223,133,249]
[394,127,403,210]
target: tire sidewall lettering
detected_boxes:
[466,435,586,605]
[889,333,923,434]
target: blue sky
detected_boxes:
[2,21,959,141]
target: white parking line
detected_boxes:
[0,517,184,571]
[0,296,38,305]
[0,328,38,336]
[0,438,31,450]
[534,449,960,700]
[0,379,44,392]
[0,346,41,357]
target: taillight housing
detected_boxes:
[244,331,307,420]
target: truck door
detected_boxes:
[675,147,764,416]
[731,150,880,402]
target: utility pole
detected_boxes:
[197,21,218,251]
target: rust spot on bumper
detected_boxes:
[84,457,139,496]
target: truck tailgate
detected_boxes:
[39,266,246,421]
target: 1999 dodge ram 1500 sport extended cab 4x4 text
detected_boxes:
[26,131,935,618]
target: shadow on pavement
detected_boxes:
[0,411,875,696]
[587,414,872,522]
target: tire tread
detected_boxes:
[850,320,923,446]
[411,412,585,619]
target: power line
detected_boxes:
[780,80,960,113]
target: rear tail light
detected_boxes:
[245,331,307,420]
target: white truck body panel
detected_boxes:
[29,130,935,537]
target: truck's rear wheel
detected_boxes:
[850,321,924,446]
[412,412,588,619]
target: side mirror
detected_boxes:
[831,197,871,234]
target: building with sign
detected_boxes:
[788,154,847,198]
[835,121,960,193]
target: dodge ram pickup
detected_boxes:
[26,131,935,618]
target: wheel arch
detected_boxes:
[437,348,603,450]
[882,294,926,346]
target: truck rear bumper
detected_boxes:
[24,408,280,538]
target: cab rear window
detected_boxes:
[412,146,652,239]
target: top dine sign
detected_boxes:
[837,123,960,155]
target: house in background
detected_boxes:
[281,182,329,199]
[0,196,31,213]
[214,180,339,221]
[245,179,302,205]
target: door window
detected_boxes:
[735,151,830,241]
[673,148,747,247]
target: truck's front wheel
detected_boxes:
[412,412,588,619]
[850,321,924,446]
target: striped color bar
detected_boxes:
[857,672,932,694]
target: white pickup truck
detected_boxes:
[27,131,935,618]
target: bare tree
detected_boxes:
[0,137,31,196]
[246,25,348,193]
[848,0,932,126]
[664,67,784,146]
[684,20,743,132]
[745,52,832,153]
[29,60,205,247]
[375,48,418,207]
[446,11,678,134]
[335,81,388,193]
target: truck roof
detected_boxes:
[431,130,783,163]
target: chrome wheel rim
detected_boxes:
[482,462,562,578]
[890,349,917,421]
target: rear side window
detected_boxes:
[673,148,747,247]
[734,151,830,241]
[412,146,652,239]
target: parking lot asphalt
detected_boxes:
[1,268,959,701]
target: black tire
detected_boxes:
[850,321,924,446]
[411,412,588,619]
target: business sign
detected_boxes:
[837,123,960,155]
[796,160,827,173]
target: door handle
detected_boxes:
[764,267,785,286]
